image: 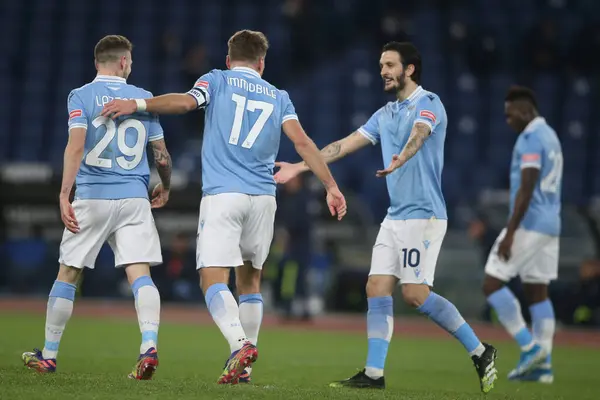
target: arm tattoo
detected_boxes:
[398,123,431,163]
[151,140,172,190]
[301,132,362,168]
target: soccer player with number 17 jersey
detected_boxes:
[483,86,562,384]
[275,42,498,393]
[101,30,347,384]
[22,35,172,380]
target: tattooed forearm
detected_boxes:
[151,139,172,190]
[397,123,431,164]
[301,131,366,168]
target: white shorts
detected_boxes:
[484,228,559,284]
[196,193,276,270]
[58,198,162,269]
[370,218,447,285]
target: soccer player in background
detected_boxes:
[482,86,562,384]
[22,35,172,380]
[275,42,498,393]
[101,30,347,384]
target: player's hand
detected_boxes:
[151,183,170,209]
[274,161,303,184]
[101,99,137,119]
[376,154,404,177]
[59,196,79,234]
[497,232,514,262]
[326,186,347,221]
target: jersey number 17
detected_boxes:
[228,93,274,149]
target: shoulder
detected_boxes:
[127,85,154,99]
[68,83,93,101]
[417,90,443,108]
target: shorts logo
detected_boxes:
[200,220,205,230]
[419,110,436,123]
[423,240,431,249]
[69,109,82,119]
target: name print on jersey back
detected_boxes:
[187,67,298,196]
[68,75,164,200]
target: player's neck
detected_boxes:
[229,62,261,76]
[396,81,419,102]
[96,69,126,80]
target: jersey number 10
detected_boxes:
[85,117,146,170]
[228,93,274,149]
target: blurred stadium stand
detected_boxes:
[1,0,600,322]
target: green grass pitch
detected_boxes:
[0,312,597,399]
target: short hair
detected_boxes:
[505,85,538,110]
[94,35,133,64]
[382,42,422,84]
[228,30,269,63]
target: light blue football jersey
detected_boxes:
[67,75,164,200]
[358,86,447,220]
[509,117,562,236]
[186,67,297,196]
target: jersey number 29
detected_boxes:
[540,150,563,194]
[85,117,146,170]
[228,93,274,149]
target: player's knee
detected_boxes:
[523,283,548,304]
[366,275,396,298]
[401,284,430,308]
[482,275,504,297]
[57,264,82,285]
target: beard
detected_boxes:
[384,71,406,93]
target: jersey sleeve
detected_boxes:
[281,91,298,124]
[413,94,442,132]
[148,114,165,142]
[358,108,383,145]
[142,90,165,142]
[67,90,88,131]
[186,70,218,109]
[517,134,543,170]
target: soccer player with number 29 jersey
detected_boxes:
[22,35,172,380]
[483,86,562,384]
[101,30,347,384]
[275,42,498,393]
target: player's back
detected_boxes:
[198,67,297,196]
[511,117,562,236]
[68,75,164,200]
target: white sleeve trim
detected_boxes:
[68,123,87,130]
[282,114,299,124]
[358,127,378,145]
[148,134,165,142]
[520,162,541,170]
[414,119,433,132]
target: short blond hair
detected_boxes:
[227,30,269,63]
[94,35,133,64]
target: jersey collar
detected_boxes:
[523,116,546,133]
[93,75,126,83]
[231,66,261,79]
[397,85,424,106]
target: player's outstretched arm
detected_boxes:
[149,138,172,209]
[59,127,87,233]
[376,122,431,177]
[101,94,198,119]
[497,167,540,261]
[274,130,371,184]
[281,119,348,220]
